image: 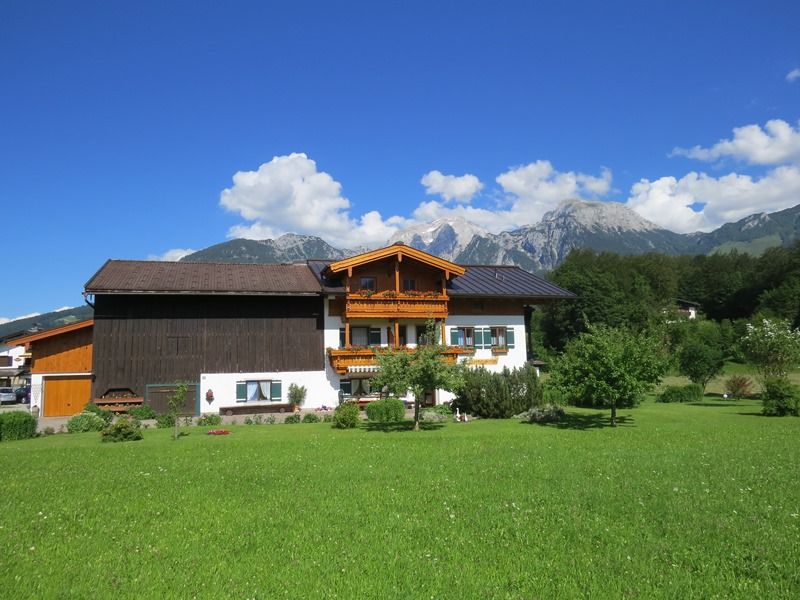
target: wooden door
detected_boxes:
[44,376,91,417]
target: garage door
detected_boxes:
[44,376,92,417]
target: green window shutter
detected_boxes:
[506,327,515,349]
[236,382,246,402]
[270,381,282,401]
[474,328,484,349]
[450,328,460,346]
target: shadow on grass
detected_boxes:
[364,420,445,433]
[526,413,634,430]
[688,402,743,407]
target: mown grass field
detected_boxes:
[1,400,799,599]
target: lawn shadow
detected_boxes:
[688,402,743,407]
[526,412,634,430]
[364,420,445,433]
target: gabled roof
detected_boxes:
[448,266,575,299]
[325,243,466,278]
[84,260,322,295]
[9,319,94,346]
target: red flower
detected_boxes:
[207,429,230,435]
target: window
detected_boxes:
[340,378,373,397]
[402,278,417,291]
[470,326,516,350]
[360,277,376,292]
[236,380,282,402]
[449,327,475,348]
[348,327,381,347]
[415,323,431,345]
[490,327,507,349]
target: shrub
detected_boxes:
[425,404,452,417]
[283,413,301,424]
[302,413,321,423]
[321,413,333,423]
[128,405,157,420]
[420,410,448,422]
[542,385,566,406]
[656,384,704,403]
[724,375,753,400]
[454,366,542,418]
[527,404,566,423]
[66,412,106,433]
[42,426,56,436]
[197,413,222,427]
[0,411,38,441]
[288,383,307,408]
[100,417,143,443]
[761,377,800,416]
[83,402,114,425]
[333,401,359,429]
[364,398,406,422]
[155,413,176,429]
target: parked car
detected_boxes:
[15,385,31,403]
[0,387,16,404]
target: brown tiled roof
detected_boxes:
[85,260,322,295]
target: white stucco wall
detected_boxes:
[444,314,528,373]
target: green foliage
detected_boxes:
[128,405,157,420]
[288,383,307,407]
[454,366,542,418]
[657,384,704,404]
[0,411,38,441]
[550,324,668,426]
[155,413,176,429]
[741,318,800,382]
[724,375,753,400]
[332,401,360,429]
[83,402,114,425]
[364,398,406,423]
[197,413,222,427]
[372,319,464,430]
[677,339,725,391]
[761,377,800,416]
[166,381,190,441]
[100,417,143,443]
[283,413,301,424]
[523,404,566,423]
[66,412,107,433]
[302,413,321,423]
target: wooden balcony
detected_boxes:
[327,346,474,375]
[345,292,449,319]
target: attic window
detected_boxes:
[360,277,376,292]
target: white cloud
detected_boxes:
[627,165,800,233]
[147,248,196,261]
[420,170,483,203]
[220,153,408,248]
[786,68,800,83]
[671,119,800,166]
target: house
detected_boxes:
[0,343,28,388]
[84,243,574,414]
[9,319,94,417]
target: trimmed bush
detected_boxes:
[283,413,301,424]
[762,377,800,416]
[197,413,222,427]
[657,384,704,403]
[129,405,157,420]
[332,401,359,429]
[302,413,321,423]
[364,398,406,423]
[66,412,107,433]
[83,402,114,425]
[100,417,143,443]
[0,411,38,441]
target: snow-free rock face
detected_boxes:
[387,217,488,261]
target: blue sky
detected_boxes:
[2,0,799,321]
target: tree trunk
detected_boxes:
[414,397,420,431]
[610,401,617,427]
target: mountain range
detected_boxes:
[181,199,800,272]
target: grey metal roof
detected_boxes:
[448,266,575,299]
[307,260,345,293]
[85,260,322,295]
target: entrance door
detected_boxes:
[43,376,92,417]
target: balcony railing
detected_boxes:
[345,292,449,318]
[327,346,474,375]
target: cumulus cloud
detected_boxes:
[420,170,483,203]
[627,165,800,233]
[671,119,800,166]
[787,68,800,83]
[147,248,196,261]
[220,153,408,248]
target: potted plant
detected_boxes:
[288,383,307,412]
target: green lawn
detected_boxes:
[2,402,799,598]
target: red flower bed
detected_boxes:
[207,429,230,435]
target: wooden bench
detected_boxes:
[94,397,144,413]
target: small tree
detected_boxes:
[741,318,800,384]
[372,320,464,431]
[288,383,307,411]
[550,324,668,426]
[677,340,725,392]
[166,381,189,441]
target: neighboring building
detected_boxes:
[84,244,574,414]
[9,320,94,417]
[0,343,27,388]
[675,299,700,320]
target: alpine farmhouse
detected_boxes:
[75,243,573,416]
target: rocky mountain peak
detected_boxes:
[543,199,660,232]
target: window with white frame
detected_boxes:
[236,380,282,402]
[460,326,516,350]
[449,326,475,348]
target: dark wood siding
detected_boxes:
[92,295,324,398]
